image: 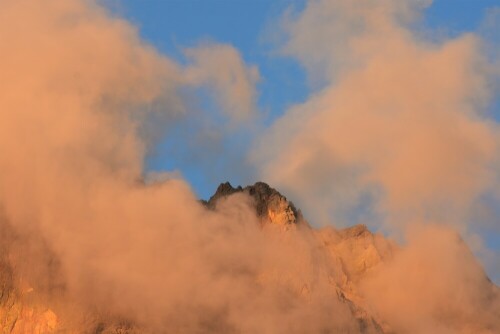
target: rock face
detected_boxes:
[205,182,393,332]
[317,224,395,282]
[315,224,396,333]
[205,181,302,226]
[0,255,58,334]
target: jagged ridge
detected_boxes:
[204,181,303,226]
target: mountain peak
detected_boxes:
[205,182,303,226]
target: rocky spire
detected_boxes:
[205,181,303,226]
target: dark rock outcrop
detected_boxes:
[205,182,303,226]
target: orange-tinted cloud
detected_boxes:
[361,224,500,333]
[184,43,260,123]
[0,1,361,332]
[255,0,500,228]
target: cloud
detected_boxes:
[281,0,433,87]
[184,43,260,123]
[251,3,500,330]
[254,0,500,229]
[0,0,362,332]
[361,224,500,333]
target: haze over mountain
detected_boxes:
[0,182,498,333]
[0,0,499,333]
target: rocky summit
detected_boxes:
[204,182,302,226]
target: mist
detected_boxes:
[0,0,498,333]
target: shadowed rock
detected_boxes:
[205,182,303,226]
